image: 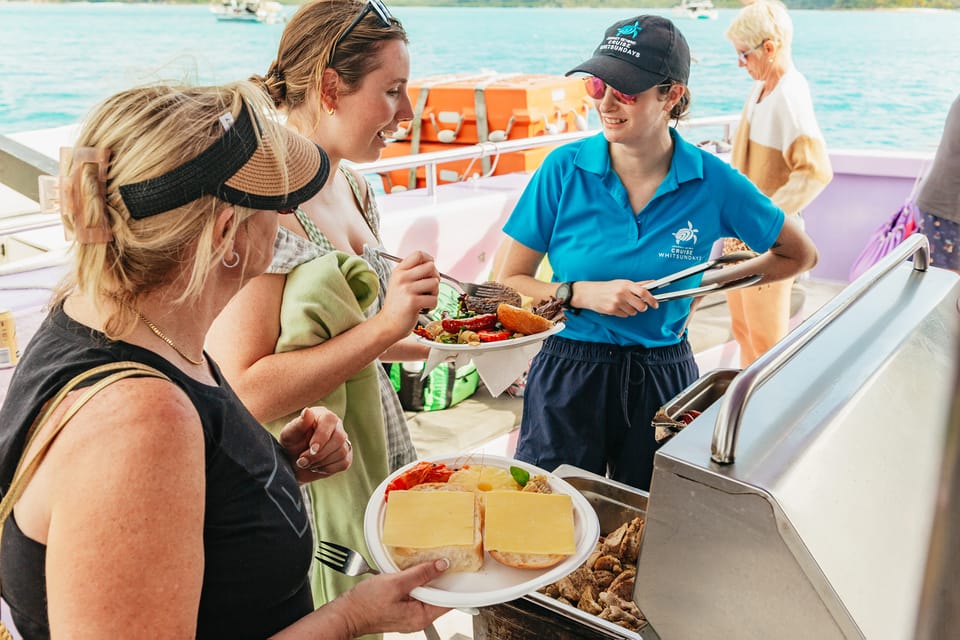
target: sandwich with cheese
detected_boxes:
[484,490,576,570]
[381,482,484,572]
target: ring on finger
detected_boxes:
[345,438,353,451]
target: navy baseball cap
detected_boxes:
[566,15,691,95]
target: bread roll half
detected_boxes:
[497,303,554,336]
[384,483,484,573]
[488,549,568,570]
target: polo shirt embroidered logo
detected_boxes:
[665,221,700,262]
[672,221,699,244]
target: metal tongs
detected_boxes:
[646,250,762,302]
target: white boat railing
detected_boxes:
[0,115,738,239]
[354,115,738,196]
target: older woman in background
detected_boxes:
[724,0,833,367]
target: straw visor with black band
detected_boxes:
[119,103,329,219]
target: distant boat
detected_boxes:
[674,0,719,20]
[210,0,284,24]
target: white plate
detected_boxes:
[363,454,600,609]
[416,321,565,353]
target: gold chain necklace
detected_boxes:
[135,311,205,366]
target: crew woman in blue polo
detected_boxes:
[497,15,818,491]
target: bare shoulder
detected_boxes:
[50,375,203,468]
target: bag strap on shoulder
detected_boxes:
[0,361,170,633]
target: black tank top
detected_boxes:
[0,306,314,639]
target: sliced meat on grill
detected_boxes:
[577,584,604,616]
[606,568,636,602]
[593,554,622,574]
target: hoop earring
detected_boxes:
[222,251,240,268]
[326,106,335,116]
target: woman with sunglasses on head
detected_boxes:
[0,81,449,639]
[724,0,833,367]
[206,0,439,618]
[496,15,818,492]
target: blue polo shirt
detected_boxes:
[503,129,785,347]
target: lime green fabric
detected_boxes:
[265,251,388,610]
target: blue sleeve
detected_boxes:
[501,145,569,252]
[720,164,786,252]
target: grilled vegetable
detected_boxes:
[441,313,498,333]
[478,329,513,342]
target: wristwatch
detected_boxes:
[556,281,575,309]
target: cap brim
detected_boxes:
[566,55,664,95]
[223,127,329,211]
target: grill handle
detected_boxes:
[710,233,931,464]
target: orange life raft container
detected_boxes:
[380,72,591,191]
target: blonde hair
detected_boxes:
[54,81,284,339]
[254,0,408,109]
[726,0,794,58]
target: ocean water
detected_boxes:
[1,3,958,152]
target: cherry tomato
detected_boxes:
[477,329,513,342]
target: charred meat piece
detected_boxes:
[602,517,644,564]
[593,569,617,590]
[541,515,648,633]
[539,583,561,598]
[533,296,566,322]
[577,584,604,616]
[606,568,636,602]
[601,520,629,557]
[459,283,522,315]
[619,518,644,564]
[599,605,643,632]
[593,554,622,574]
[599,590,644,621]
[555,575,580,603]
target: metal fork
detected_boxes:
[375,249,508,298]
[315,541,444,640]
[316,539,379,577]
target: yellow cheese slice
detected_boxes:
[382,490,475,548]
[484,491,576,555]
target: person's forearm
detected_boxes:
[268,599,355,640]
[706,246,817,287]
[379,335,430,362]
[231,313,401,423]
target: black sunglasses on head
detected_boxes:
[332,0,393,55]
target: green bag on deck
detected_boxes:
[389,360,480,412]
[388,282,481,411]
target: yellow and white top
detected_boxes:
[731,65,833,216]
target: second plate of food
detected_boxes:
[363,454,600,609]
[415,321,565,353]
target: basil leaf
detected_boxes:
[510,465,530,487]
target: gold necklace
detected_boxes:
[136,311,205,366]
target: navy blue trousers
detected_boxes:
[514,336,698,492]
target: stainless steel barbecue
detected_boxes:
[475,235,960,639]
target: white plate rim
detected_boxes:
[363,454,600,608]
[415,321,565,353]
